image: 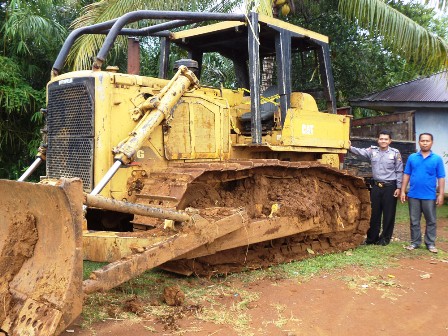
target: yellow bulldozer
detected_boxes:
[0,10,370,335]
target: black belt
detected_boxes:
[374,180,396,188]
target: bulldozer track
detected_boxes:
[131,159,370,276]
[161,231,364,276]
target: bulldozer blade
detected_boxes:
[0,178,84,336]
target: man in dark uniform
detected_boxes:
[349,130,403,245]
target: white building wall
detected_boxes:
[415,110,448,192]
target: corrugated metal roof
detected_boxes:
[351,71,448,103]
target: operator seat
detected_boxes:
[238,85,279,132]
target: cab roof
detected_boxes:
[171,14,329,58]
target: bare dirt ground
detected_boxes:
[61,218,448,336]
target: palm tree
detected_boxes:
[2,0,71,85]
[68,0,447,74]
[0,0,81,178]
[2,0,67,50]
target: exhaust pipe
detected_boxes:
[127,37,140,75]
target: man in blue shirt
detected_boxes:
[400,133,446,253]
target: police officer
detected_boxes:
[349,130,403,245]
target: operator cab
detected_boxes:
[164,15,337,136]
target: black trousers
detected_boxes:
[366,183,398,243]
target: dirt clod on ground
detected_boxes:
[155,305,202,332]
[123,296,145,315]
[162,285,185,306]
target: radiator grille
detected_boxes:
[46,77,95,191]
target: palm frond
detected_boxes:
[424,0,446,11]
[339,0,448,72]
[2,1,67,56]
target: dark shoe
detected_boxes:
[361,239,376,245]
[377,238,389,246]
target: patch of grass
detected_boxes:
[171,326,204,334]
[272,243,408,280]
[81,267,176,328]
[342,273,404,301]
[262,303,300,329]
[143,325,157,332]
[114,268,181,296]
[187,282,259,335]
[437,203,448,218]
[199,304,253,335]
[81,292,119,327]
[395,201,410,223]
[217,267,289,284]
[83,261,107,280]
[187,281,260,304]
[438,236,448,243]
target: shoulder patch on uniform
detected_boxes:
[389,148,402,160]
[370,146,378,149]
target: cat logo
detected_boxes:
[59,78,73,85]
[302,124,314,135]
